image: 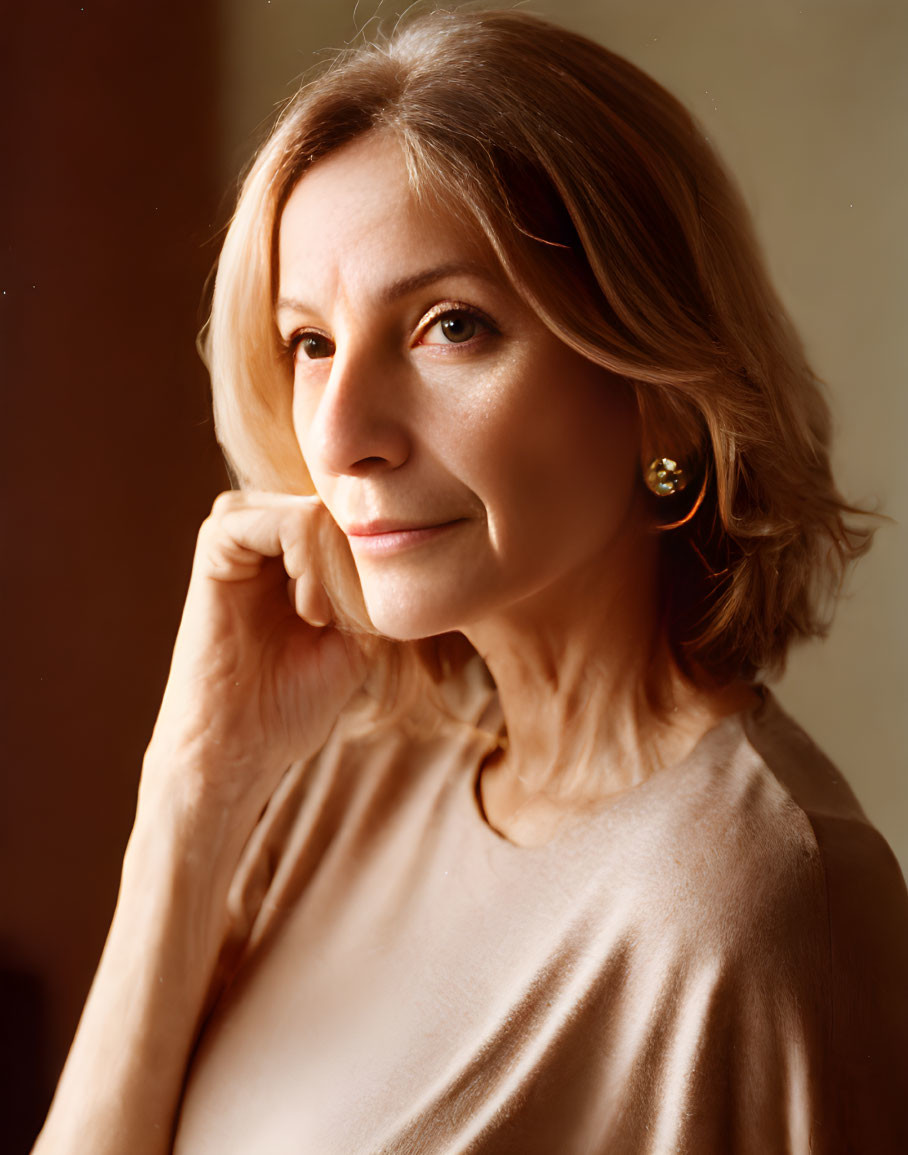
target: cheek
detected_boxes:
[291,383,308,448]
[462,359,641,546]
[291,388,324,478]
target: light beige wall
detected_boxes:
[217,0,907,875]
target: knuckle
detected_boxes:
[211,490,244,517]
[196,514,218,545]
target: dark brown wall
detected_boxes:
[1,3,228,1148]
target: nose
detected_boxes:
[296,347,412,479]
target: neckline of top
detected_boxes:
[461,684,774,852]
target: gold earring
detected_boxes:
[644,457,689,497]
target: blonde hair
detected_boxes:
[203,6,872,697]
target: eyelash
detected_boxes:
[415,302,497,349]
[280,301,497,364]
[281,329,334,363]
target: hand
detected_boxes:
[141,490,371,827]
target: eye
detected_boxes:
[288,331,335,361]
[418,306,492,347]
[423,313,478,345]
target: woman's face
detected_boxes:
[276,132,646,640]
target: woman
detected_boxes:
[34,7,908,1153]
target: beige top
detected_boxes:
[173,680,908,1154]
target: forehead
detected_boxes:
[276,132,496,306]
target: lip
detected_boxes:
[344,518,466,556]
[344,518,453,535]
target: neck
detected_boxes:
[461,530,751,813]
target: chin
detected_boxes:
[358,576,475,642]
[361,592,452,642]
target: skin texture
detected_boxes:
[278,131,754,844]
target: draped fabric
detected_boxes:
[173,682,908,1153]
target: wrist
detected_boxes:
[124,785,247,920]
[139,730,287,837]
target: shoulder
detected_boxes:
[613,696,818,952]
[636,691,906,947]
[733,691,908,962]
[590,694,908,1149]
[623,691,908,1145]
[597,689,908,1024]
[742,696,908,1115]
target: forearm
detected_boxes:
[33,789,248,1155]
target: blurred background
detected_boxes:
[3,0,905,1148]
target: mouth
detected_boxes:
[344,518,467,557]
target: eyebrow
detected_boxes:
[274,261,495,317]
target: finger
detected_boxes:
[197,493,326,580]
[286,574,333,628]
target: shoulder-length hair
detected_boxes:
[203,5,872,699]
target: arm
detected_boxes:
[33,787,246,1155]
[32,491,369,1154]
